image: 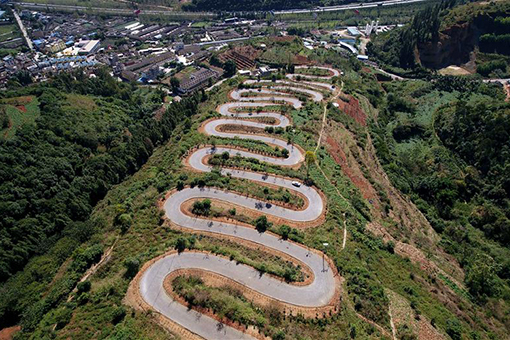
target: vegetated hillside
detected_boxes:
[0,70,200,329]
[368,0,510,75]
[371,75,510,317]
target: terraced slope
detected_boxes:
[132,67,342,339]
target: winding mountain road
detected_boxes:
[136,67,341,339]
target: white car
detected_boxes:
[291,181,301,187]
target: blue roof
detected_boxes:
[0,11,6,18]
[33,39,44,45]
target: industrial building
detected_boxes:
[77,40,100,55]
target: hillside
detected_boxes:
[0,71,200,329]
[367,0,510,76]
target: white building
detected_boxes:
[77,40,100,55]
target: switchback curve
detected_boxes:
[133,66,342,339]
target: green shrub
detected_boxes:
[76,280,91,293]
[445,318,462,340]
[254,215,271,233]
[123,257,140,279]
[191,199,212,216]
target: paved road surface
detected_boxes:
[14,2,214,17]
[15,0,428,17]
[274,0,430,15]
[12,10,33,51]
[139,67,340,339]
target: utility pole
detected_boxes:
[322,242,329,272]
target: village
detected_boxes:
[0,2,395,94]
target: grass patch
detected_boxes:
[65,94,97,112]
[1,96,39,139]
[0,24,19,43]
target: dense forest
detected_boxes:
[367,0,455,70]
[367,0,510,74]
[0,69,201,328]
[371,75,510,301]
[435,100,510,243]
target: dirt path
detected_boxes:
[389,308,397,340]
[311,81,351,250]
[67,237,118,302]
[315,81,343,153]
[315,104,328,153]
[342,218,347,250]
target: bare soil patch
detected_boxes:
[0,96,33,106]
[0,326,20,340]
[438,65,471,76]
[335,94,367,126]
[294,55,311,65]
[324,128,381,214]
[272,36,296,43]
[153,105,166,122]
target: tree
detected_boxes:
[279,224,291,240]
[14,70,33,86]
[254,215,271,232]
[304,151,316,179]
[192,199,211,216]
[223,60,237,77]
[465,254,500,300]
[116,213,132,233]
[76,281,91,293]
[170,77,180,93]
[445,318,462,340]
[273,330,285,340]
[175,237,188,253]
[350,325,356,339]
[210,55,223,67]
[0,108,9,129]
[123,257,140,279]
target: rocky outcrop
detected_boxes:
[418,22,478,69]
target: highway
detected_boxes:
[274,0,432,15]
[15,0,431,17]
[138,67,341,339]
[13,2,214,17]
